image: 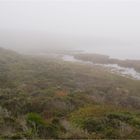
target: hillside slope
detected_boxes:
[0,48,140,139]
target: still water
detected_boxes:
[62,55,140,80]
[74,46,140,60]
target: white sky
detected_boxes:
[0,0,140,58]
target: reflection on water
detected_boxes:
[62,55,140,80]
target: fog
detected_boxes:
[0,0,140,59]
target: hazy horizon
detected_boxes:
[0,0,140,59]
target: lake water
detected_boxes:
[74,46,140,60]
[62,55,140,80]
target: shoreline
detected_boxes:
[62,54,140,81]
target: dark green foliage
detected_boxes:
[70,105,140,138]
[79,118,104,133]
[107,112,133,121]
[27,112,46,126]
[26,112,60,138]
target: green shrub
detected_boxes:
[27,112,45,126]
[107,112,133,122]
[26,112,59,138]
[105,128,120,139]
[130,118,140,128]
[80,118,104,133]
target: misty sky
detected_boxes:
[0,0,140,59]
